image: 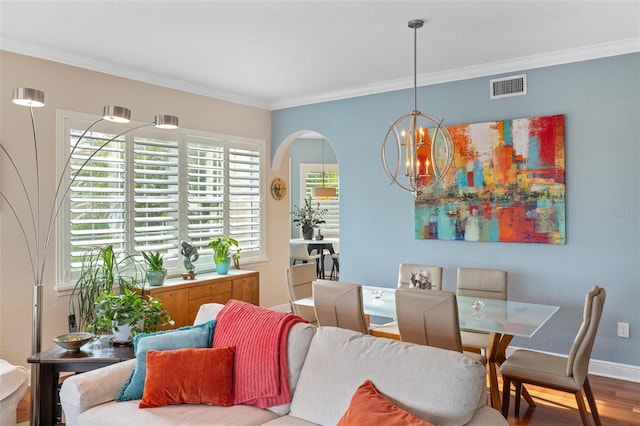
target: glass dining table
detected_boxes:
[290,238,339,278]
[293,285,559,412]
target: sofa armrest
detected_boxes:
[59,359,135,426]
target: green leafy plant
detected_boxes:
[141,251,164,271]
[89,288,171,336]
[69,245,143,332]
[208,236,239,264]
[291,197,327,235]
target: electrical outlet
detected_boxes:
[617,322,629,338]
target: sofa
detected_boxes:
[60,303,507,426]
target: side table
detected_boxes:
[27,337,134,425]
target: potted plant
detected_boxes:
[291,197,327,240]
[207,236,239,275]
[89,287,172,343]
[69,245,142,332]
[141,251,167,287]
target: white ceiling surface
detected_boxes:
[1,1,639,110]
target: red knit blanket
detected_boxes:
[212,300,306,407]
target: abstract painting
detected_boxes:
[416,114,565,244]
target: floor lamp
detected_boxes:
[1,87,178,425]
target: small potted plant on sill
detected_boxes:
[141,251,167,287]
[89,287,172,344]
[232,248,242,270]
[208,236,239,275]
[291,196,327,240]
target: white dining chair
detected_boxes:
[500,286,606,425]
[285,263,318,324]
[456,267,508,354]
[328,241,339,280]
[290,242,322,278]
[312,279,368,334]
[398,263,443,290]
[395,289,485,364]
[370,263,443,339]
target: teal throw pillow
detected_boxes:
[116,320,216,401]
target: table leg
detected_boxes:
[38,363,59,425]
[486,333,503,411]
[486,333,536,412]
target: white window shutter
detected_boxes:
[68,130,127,267]
[133,135,180,256]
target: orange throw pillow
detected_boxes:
[337,380,434,426]
[139,347,235,408]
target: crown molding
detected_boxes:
[0,37,271,110]
[2,36,638,112]
[270,38,640,110]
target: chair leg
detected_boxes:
[574,389,592,426]
[583,378,602,426]
[514,382,522,417]
[501,376,511,418]
[330,258,339,280]
[521,385,537,408]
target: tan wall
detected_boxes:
[0,51,293,367]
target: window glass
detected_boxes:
[300,163,339,237]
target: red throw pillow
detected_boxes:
[337,380,434,426]
[139,347,235,408]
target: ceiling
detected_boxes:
[1,1,639,110]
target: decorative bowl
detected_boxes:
[54,332,95,352]
[371,289,384,299]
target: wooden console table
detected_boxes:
[147,270,259,329]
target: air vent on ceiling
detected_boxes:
[490,74,527,99]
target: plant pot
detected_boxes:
[215,257,231,275]
[112,319,143,344]
[146,269,167,287]
[303,226,314,240]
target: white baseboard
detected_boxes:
[506,347,640,383]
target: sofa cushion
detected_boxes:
[139,347,235,408]
[289,326,486,426]
[337,380,434,426]
[117,320,216,401]
[77,400,279,426]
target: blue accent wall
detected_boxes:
[273,53,640,366]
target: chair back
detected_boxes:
[312,279,368,334]
[397,264,443,290]
[566,285,606,384]
[456,267,508,300]
[395,288,462,352]
[290,242,317,261]
[285,264,318,323]
[330,241,340,255]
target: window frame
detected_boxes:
[299,162,340,237]
[55,110,266,292]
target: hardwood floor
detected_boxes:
[501,375,640,425]
[16,375,640,425]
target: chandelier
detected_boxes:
[1,87,178,425]
[311,138,336,199]
[380,19,454,197]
